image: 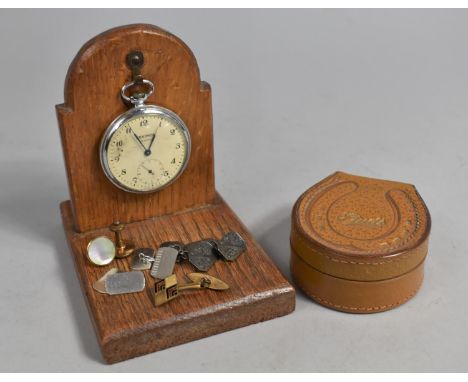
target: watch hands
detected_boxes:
[132,132,148,153]
[147,123,161,151]
[140,163,155,175]
[147,133,156,152]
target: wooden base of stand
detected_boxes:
[61,194,295,364]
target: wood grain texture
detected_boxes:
[61,196,295,364]
[56,24,215,232]
[57,24,295,363]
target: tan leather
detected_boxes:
[290,230,429,281]
[290,171,431,313]
[291,250,425,313]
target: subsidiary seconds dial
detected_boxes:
[100,107,191,193]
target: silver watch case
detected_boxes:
[100,104,191,194]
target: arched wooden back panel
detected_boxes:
[57,24,294,364]
[57,24,215,232]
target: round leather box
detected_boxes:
[290,171,431,313]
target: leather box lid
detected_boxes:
[291,172,431,281]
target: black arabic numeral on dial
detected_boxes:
[170,158,176,164]
[140,119,148,127]
[170,128,176,135]
[126,127,133,134]
[175,143,181,149]
[121,169,126,175]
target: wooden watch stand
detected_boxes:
[56,24,295,364]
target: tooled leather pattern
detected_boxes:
[294,172,430,257]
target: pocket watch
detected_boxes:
[100,79,191,193]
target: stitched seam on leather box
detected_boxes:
[292,246,428,283]
[292,234,410,265]
[294,276,420,312]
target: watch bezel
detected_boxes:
[100,105,191,194]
